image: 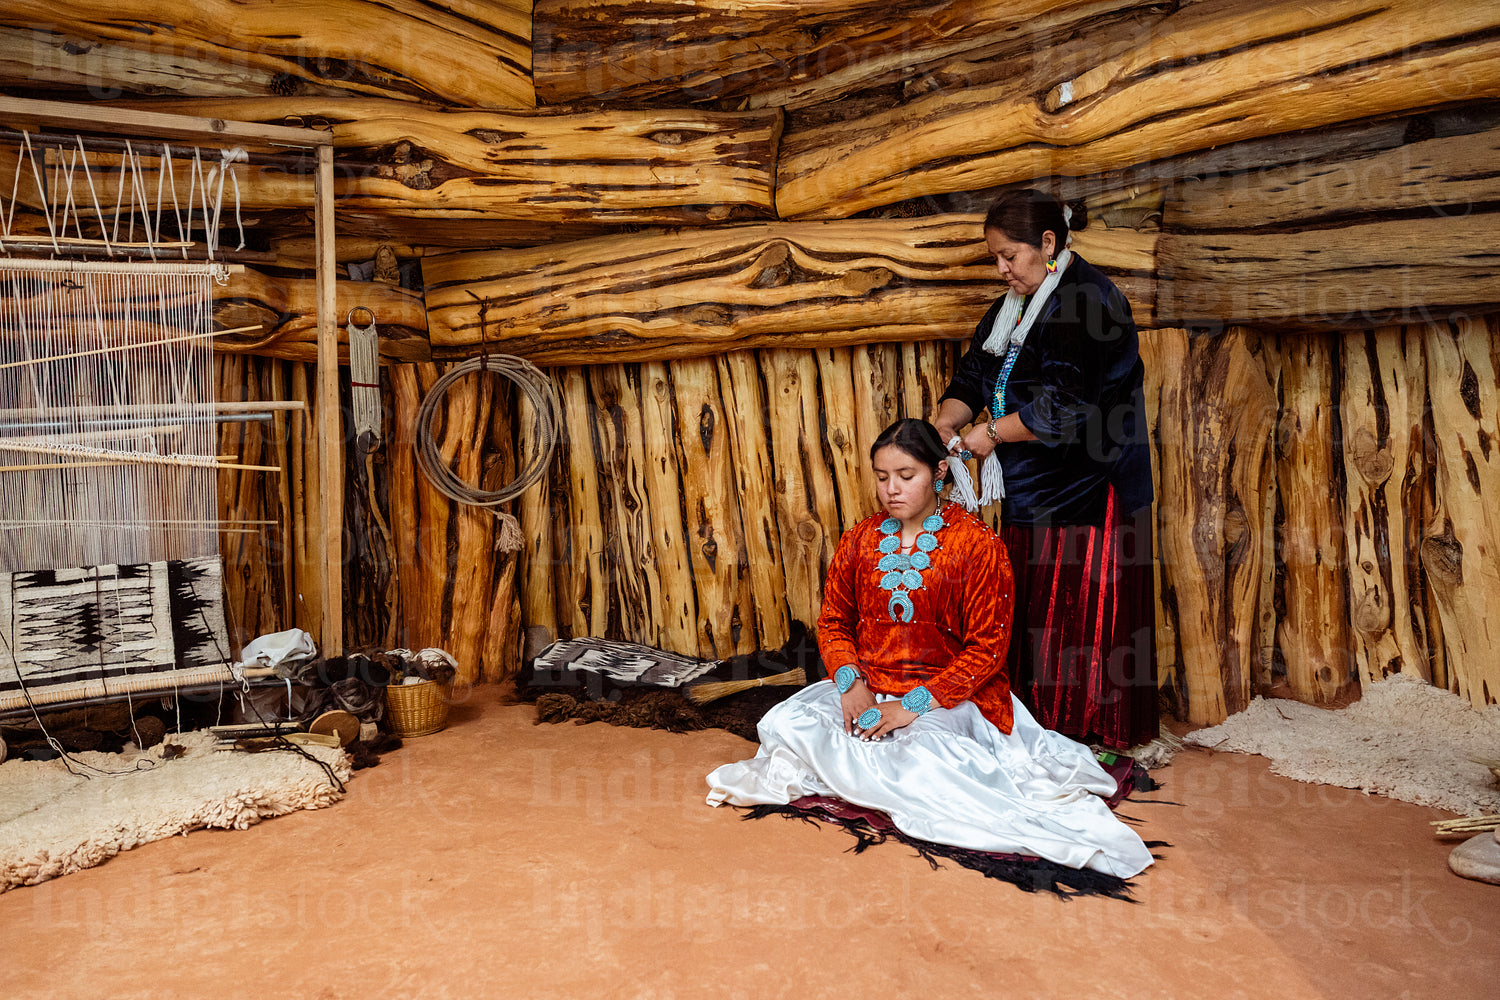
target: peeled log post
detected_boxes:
[442,370,499,688]
[775,0,1500,219]
[814,348,869,529]
[761,349,841,631]
[588,365,663,649]
[851,343,903,522]
[1153,328,1277,726]
[517,376,562,660]
[716,352,790,650]
[1136,328,1182,709]
[671,357,748,658]
[105,97,779,225]
[288,362,326,649]
[533,0,1142,110]
[560,370,609,640]
[1276,334,1354,706]
[1340,326,1437,684]
[1420,315,1500,708]
[481,386,522,687]
[0,3,532,107]
[639,361,700,655]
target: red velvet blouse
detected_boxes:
[815,502,1016,733]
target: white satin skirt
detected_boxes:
[706,681,1153,877]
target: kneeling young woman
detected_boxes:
[706,418,1151,878]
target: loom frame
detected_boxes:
[0,95,346,656]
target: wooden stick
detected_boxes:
[0,325,263,370]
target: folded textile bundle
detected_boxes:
[519,623,822,742]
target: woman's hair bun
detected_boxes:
[1066,199,1088,232]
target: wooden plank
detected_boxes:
[559,370,609,639]
[0,3,531,109]
[774,0,1500,218]
[533,0,1142,109]
[1421,315,1500,708]
[716,351,789,649]
[1341,326,1439,684]
[1275,333,1354,705]
[104,97,780,224]
[1156,211,1500,328]
[1152,328,1277,726]
[425,216,1151,364]
[313,142,342,656]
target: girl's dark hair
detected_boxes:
[870,418,947,474]
[983,189,1084,249]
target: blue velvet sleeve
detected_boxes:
[1016,283,1134,445]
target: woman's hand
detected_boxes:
[852,701,919,741]
[839,679,877,735]
[961,422,997,461]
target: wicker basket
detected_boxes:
[385,679,450,737]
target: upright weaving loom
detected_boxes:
[0,99,341,720]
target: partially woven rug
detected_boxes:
[1184,673,1500,817]
[1,730,350,892]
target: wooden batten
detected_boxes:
[1340,326,1438,684]
[774,0,1500,218]
[1420,315,1500,709]
[0,3,532,107]
[1149,328,1277,726]
[101,97,779,224]
[1275,334,1354,705]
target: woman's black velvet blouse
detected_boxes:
[939,254,1153,528]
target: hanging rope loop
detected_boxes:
[413,354,562,551]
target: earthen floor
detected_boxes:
[5,696,1496,1000]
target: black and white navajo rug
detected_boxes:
[0,557,230,706]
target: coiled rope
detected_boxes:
[413,354,562,553]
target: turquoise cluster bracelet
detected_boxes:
[834,665,862,694]
[901,685,935,715]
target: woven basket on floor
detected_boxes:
[386,680,450,737]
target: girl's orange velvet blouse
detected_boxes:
[815,503,1016,733]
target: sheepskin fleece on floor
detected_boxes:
[1,730,350,892]
[1185,673,1500,817]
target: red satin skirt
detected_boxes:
[1001,488,1159,751]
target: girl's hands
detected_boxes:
[839,678,876,735]
[850,700,919,741]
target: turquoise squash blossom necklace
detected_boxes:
[876,506,947,623]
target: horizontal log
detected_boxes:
[0,265,429,363]
[0,2,531,107]
[1155,210,1500,327]
[775,0,1500,218]
[106,97,782,224]
[534,0,1143,109]
[1167,125,1500,230]
[423,215,1155,364]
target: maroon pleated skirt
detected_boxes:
[1000,487,1159,750]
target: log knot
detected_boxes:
[1421,530,1463,587]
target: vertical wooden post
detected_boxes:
[1421,315,1500,708]
[1277,333,1353,705]
[639,361,699,655]
[313,142,343,655]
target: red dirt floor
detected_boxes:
[5,694,1497,1000]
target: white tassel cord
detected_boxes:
[942,436,982,512]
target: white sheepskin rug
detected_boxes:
[1184,673,1500,817]
[1,729,351,892]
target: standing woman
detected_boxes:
[933,189,1158,751]
[707,419,1153,879]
